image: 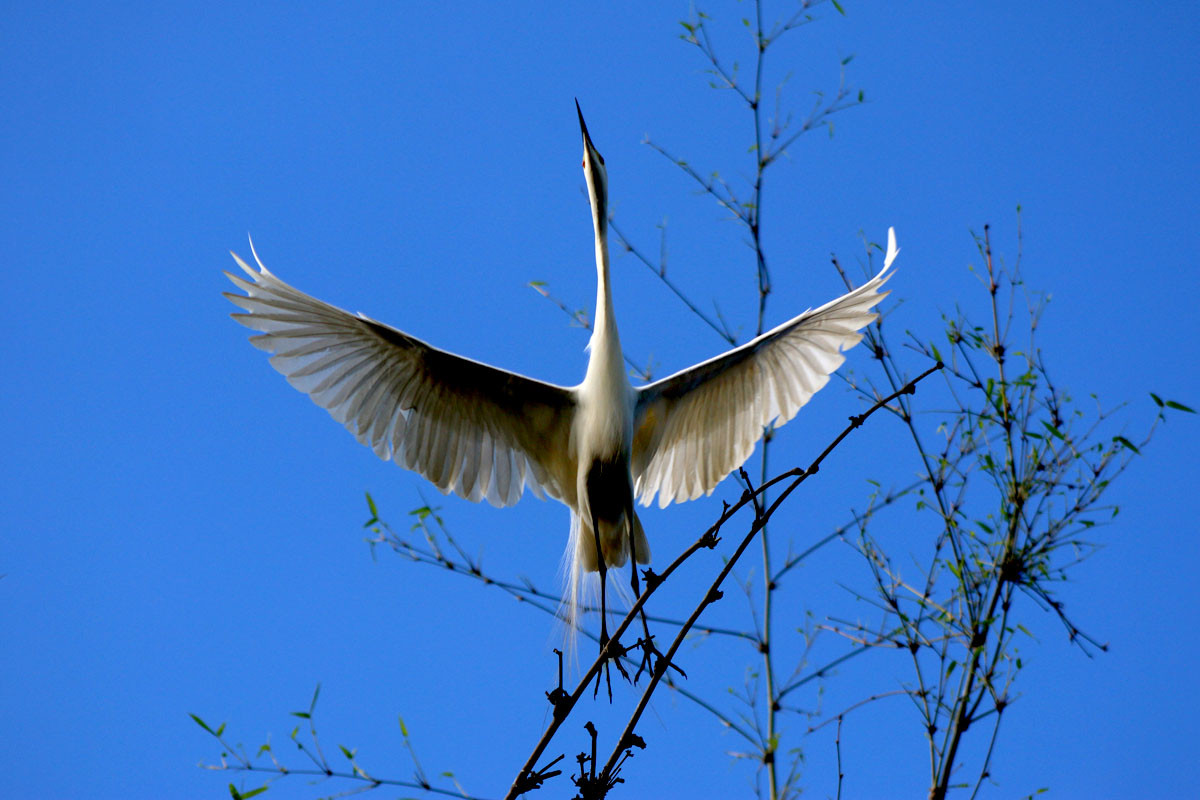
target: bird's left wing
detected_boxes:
[631,229,899,508]
[225,248,576,507]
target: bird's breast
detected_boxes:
[572,377,634,463]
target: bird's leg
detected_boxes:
[590,511,614,701]
[624,508,658,683]
[590,514,610,649]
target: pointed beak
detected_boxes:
[575,99,607,227]
[575,99,603,166]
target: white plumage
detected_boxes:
[225,104,898,629]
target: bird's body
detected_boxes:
[225,104,897,630]
[573,351,642,571]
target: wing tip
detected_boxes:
[247,234,270,274]
[229,235,273,281]
[883,226,900,272]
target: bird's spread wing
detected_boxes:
[631,229,899,508]
[225,247,576,507]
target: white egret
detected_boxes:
[225,102,898,640]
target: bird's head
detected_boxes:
[575,100,607,231]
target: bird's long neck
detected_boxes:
[584,220,624,388]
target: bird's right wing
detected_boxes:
[631,229,898,508]
[225,248,576,507]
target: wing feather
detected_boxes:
[632,229,899,508]
[225,249,575,506]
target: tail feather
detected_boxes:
[558,510,651,660]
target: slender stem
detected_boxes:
[752,0,771,338]
[834,716,844,800]
[203,745,494,800]
[746,4,779,794]
[759,438,779,799]
[967,709,1005,800]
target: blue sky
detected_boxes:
[3,2,1197,798]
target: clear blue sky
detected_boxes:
[3,2,1197,798]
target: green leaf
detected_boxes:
[831,0,846,14]
[364,492,379,527]
[398,715,409,737]
[1112,435,1140,455]
[1166,399,1195,413]
[340,744,356,760]
[309,683,321,712]
[1149,392,1164,407]
[190,713,216,735]
[1041,421,1065,440]
[228,785,243,800]
[291,712,311,719]
[241,788,268,799]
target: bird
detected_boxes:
[224,101,899,640]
